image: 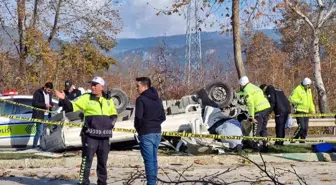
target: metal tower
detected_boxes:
[185,0,202,86]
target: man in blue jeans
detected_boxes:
[32,82,55,148]
[134,77,166,185]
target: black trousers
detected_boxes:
[274,112,289,145]
[293,112,309,139]
[79,135,110,185]
[253,108,270,138]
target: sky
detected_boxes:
[117,0,278,39]
[117,0,226,38]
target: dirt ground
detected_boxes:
[1,159,336,185]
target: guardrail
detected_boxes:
[267,118,336,135]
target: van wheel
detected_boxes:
[205,82,233,108]
[109,88,129,114]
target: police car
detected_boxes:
[0,90,61,148]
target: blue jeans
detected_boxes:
[139,133,161,185]
[33,115,48,148]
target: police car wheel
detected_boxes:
[109,88,129,114]
[205,82,233,108]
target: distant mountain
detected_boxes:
[1,26,281,65]
[110,29,281,65]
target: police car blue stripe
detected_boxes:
[0,135,33,139]
[0,122,35,126]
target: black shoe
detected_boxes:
[252,142,262,152]
[261,143,269,152]
[299,141,306,144]
[274,141,284,146]
[236,144,243,154]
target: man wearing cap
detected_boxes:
[54,76,117,185]
[260,84,290,146]
[238,76,271,150]
[32,82,55,148]
[289,77,316,143]
[58,80,82,112]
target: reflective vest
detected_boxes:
[242,83,271,118]
[71,93,117,138]
[289,84,315,113]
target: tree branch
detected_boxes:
[247,0,260,22]
[284,0,315,30]
[318,3,336,28]
[48,0,62,43]
[317,0,324,8]
[2,1,18,24]
[31,0,40,28]
[0,19,20,55]
[17,0,26,58]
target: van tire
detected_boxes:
[205,82,233,108]
[109,88,129,114]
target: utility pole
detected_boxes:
[185,0,202,87]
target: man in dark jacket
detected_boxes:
[260,84,290,146]
[58,80,82,112]
[134,77,166,185]
[32,82,54,148]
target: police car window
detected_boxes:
[14,99,33,114]
[0,102,14,115]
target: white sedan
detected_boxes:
[0,93,61,148]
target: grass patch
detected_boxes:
[268,127,335,137]
[242,144,312,154]
[269,144,312,153]
[0,153,53,160]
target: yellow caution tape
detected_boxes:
[0,98,56,114]
[1,98,336,118]
[291,113,336,118]
[1,113,336,143]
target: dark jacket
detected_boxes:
[58,89,82,112]
[264,85,290,114]
[32,88,54,119]
[134,87,166,135]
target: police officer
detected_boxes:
[289,77,315,143]
[54,76,117,185]
[239,76,271,150]
[58,80,82,112]
[260,84,290,146]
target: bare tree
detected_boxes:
[232,0,246,78]
[283,0,335,113]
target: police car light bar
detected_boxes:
[2,89,19,96]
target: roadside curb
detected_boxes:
[248,152,336,162]
[0,152,335,168]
